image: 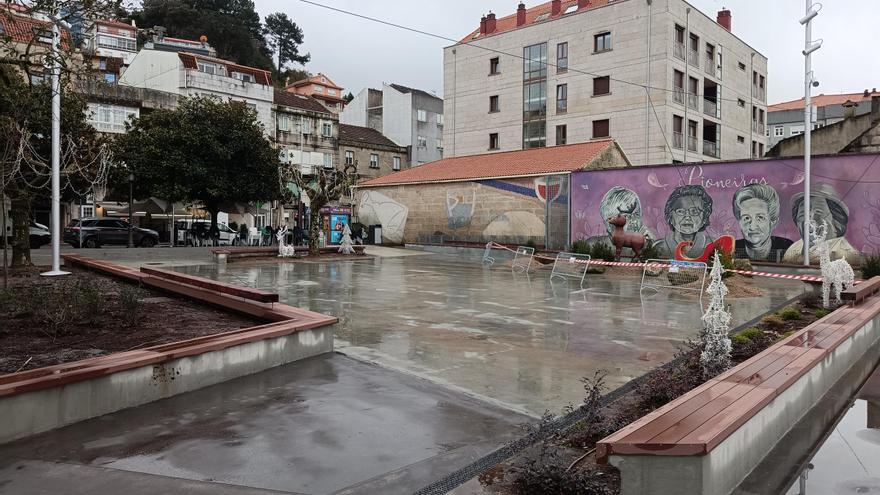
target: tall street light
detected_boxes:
[800,1,822,266]
[41,18,68,277]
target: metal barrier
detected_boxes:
[511,246,535,273]
[640,259,708,307]
[550,252,591,288]
[482,242,496,266]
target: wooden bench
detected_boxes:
[213,245,366,261]
[139,267,279,303]
[597,293,880,495]
[842,276,880,305]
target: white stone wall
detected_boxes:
[340,87,370,127]
[443,0,768,165]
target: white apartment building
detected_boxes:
[342,83,444,166]
[118,40,274,132]
[443,0,769,165]
[82,19,138,83]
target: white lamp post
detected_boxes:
[41,19,68,277]
[800,1,822,266]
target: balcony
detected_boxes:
[752,86,766,102]
[673,132,683,149]
[752,121,765,134]
[673,87,684,105]
[703,98,717,117]
[703,140,720,158]
[687,94,699,111]
[705,58,716,77]
[674,42,686,61]
[687,135,698,152]
[688,49,700,68]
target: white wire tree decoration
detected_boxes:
[338,223,354,255]
[700,251,732,380]
[811,219,855,308]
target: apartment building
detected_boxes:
[81,19,138,83]
[274,89,339,176]
[285,73,346,113]
[443,0,769,165]
[338,124,409,181]
[118,36,274,132]
[767,89,879,149]
[342,83,444,166]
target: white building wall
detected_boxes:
[340,88,370,126]
[119,50,182,94]
[382,84,413,148]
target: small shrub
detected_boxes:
[732,258,754,273]
[777,307,802,321]
[525,239,537,249]
[571,239,590,255]
[760,315,786,330]
[589,242,617,262]
[863,254,880,280]
[40,282,76,337]
[639,242,660,262]
[712,248,735,278]
[732,327,763,343]
[119,286,142,326]
[801,291,822,309]
[74,278,103,324]
[815,308,831,318]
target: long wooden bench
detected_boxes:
[140,266,279,303]
[597,293,880,495]
[842,275,880,305]
[212,245,366,260]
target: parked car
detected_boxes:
[63,218,159,248]
[3,220,51,248]
[175,219,241,246]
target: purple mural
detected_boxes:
[570,154,880,263]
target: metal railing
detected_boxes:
[703,98,717,117]
[687,93,699,110]
[688,49,700,68]
[752,121,766,134]
[673,131,683,149]
[705,58,716,77]
[703,140,720,158]
[674,42,686,61]
[673,87,684,104]
[752,86,766,101]
[687,135,698,152]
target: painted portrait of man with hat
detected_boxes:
[782,183,859,264]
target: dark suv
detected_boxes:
[63,218,159,248]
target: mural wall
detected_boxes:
[356,175,570,248]
[571,154,880,264]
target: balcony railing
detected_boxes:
[688,49,700,68]
[705,58,716,77]
[703,98,717,117]
[703,140,720,158]
[752,86,766,101]
[687,94,699,110]
[752,121,766,134]
[687,135,698,152]
[673,87,684,104]
[673,131,683,149]
[674,42,686,61]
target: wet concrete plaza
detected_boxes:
[176,251,803,416]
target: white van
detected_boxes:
[174,219,241,246]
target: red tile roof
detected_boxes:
[0,11,70,45]
[274,89,332,114]
[459,0,609,43]
[286,73,343,91]
[339,124,403,150]
[177,52,272,86]
[769,91,879,111]
[359,139,621,187]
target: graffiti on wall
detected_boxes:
[570,155,880,263]
[358,190,408,243]
[446,187,477,229]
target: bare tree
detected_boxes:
[282,163,357,256]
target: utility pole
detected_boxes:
[42,17,68,277]
[800,1,822,266]
[128,173,134,248]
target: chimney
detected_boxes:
[480,15,487,35]
[717,9,731,32]
[842,100,857,119]
[551,0,562,16]
[578,0,591,9]
[485,12,497,33]
[517,2,527,26]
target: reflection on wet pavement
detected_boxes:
[176,253,803,416]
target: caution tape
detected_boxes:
[484,242,851,284]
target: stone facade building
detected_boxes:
[274,90,339,175]
[443,0,769,166]
[339,124,408,181]
[767,90,879,149]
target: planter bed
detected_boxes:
[212,245,366,262]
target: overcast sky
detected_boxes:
[254,0,879,104]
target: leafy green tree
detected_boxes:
[283,164,357,256]
[343,92,354,104]
[275,68,310,89]
[263,12,309,70]
[112,96,281,235]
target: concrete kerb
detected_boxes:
[0,255,337,445]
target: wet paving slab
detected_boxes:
[175,253,804,416]
[0,354,530,495]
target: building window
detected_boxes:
[277,114,291,132]
[556,84,567,113]
[313,85,323,93]
[672,115,683,149]
[233,72,254,83]
[417,135,427,148]
[369,154,379,168]
[737,98,746,108]
[556,125,567,145]
[522,42,548,149]
[592,119,609,138]
[300,119,312,134]
[197,62,218,75]
[594,32,611,53]
[87,102,138,134]
[489,95,500,113]
[323,153,333,169]
[96,34,136,51]
[98,58,107,70]
[104,73,117,83]
[535,12,550,21]
[436,114,444,126]
[738,61,746,71]
[417,109,428,122]
[322,122,332,137]
[328,88,337,96]
[737,135,745,144]
[393,156,401,171]
[345,150,354,165]
[674,24,686,60]
[436,138,443,150]
[674,70,685,104]
[556,42,568,72]
[489,57,500,75]
[593,76,610,96]
[489,133,499,150]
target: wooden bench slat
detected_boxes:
[717,346,803,384]
[647,383,757,445]
[681,386,777,453]
[752,348,827,393]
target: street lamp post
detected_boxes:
[800,1,822,266]
[128,173,134,248]
[41,20,68,276]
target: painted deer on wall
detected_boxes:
[608,211,646,261]
[812,219,855,307]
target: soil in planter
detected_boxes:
[0,266,260,374]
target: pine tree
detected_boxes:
[700,252,732,379]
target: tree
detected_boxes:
[112,96,281,236]
[700,251,732,379]
[263,12,309,70]
[344,92,354,104]
[284,164,357,256]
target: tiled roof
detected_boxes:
[359,139,619,187]
[0,12,70,45]
[389,83,441,101]
[459,0,609,43]
[770,91,879,111]
[339,124,403,150]
[95,19,136,31]
[273,90,331,114]
[177,52,272,86]
[286,73,343,90]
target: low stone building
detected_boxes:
[354,139,629,247]
[338,124,408,181]
[767,95,880,157]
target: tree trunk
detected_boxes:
[10,197,32,267]
[308,206,321,256]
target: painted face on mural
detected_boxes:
[738,198,772,244]
[669,196,705,235]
